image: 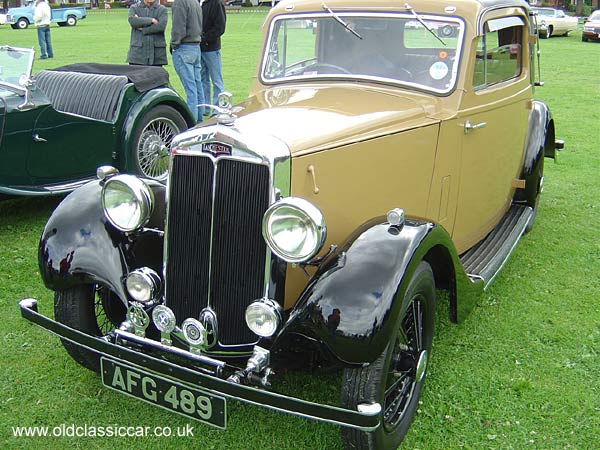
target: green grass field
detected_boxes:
[1,9,599,450]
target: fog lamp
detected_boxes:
[245,299,282,338]
[125,268,161,303]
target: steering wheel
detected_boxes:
[302,63,352,75]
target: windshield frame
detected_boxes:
[259,12,466,95]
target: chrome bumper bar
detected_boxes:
[18,298,381,431]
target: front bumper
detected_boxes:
[582,30,600,41]
[18,298,381,431]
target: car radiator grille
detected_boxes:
[165,154,270,345]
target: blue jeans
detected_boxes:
[172,44,204,122]
[201,50,224,110]
[37,26,53,58]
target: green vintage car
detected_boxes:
[0,45,194,196]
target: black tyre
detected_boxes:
[66,15,77,26]
[16,18,29,29]
[54,285,127,372]
[130,105,187,182]
[547,26,553,38]
[582,36,588,42]
[340,262,436,450]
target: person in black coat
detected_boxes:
[201,0,226,112]
[127,0,168,66]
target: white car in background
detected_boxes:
[532,7,578,38]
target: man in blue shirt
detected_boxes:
[171,0,204,122]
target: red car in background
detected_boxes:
[582,10,600,42]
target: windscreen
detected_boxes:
[261,13,464,94]
[0,46,34,93]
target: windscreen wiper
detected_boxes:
[321,3,363,40]
[404,2,447,47]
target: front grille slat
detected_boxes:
[165,154,271,346]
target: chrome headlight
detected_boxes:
[262,197,326,263]
[125,267,161,303]
[245,299,282,337]
[101,175,153,232]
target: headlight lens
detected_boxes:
[262,197,326,263]
[245,299,281,337]
[126,268,161,303]
[102,175,153,231]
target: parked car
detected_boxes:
[18,0,564,448]
[6,1,86,29]
[531,7,578,38]
[582,9,600,42]
[120,0,138,8]
[0,45,194,196]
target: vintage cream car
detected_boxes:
[19,0,563,448]
[532,6,578,38]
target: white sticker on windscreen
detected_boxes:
[429,62,449,80]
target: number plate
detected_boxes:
[101,357,226,429]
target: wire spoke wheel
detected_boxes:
[340,262,435,449]
[94,285,127,336]
[383,298,425,429]
[131,105,188,181]
[136,117,179,180]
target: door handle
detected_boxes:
[463,120,487,134]
[33,134,47,142]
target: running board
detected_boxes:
[459,205,533,290]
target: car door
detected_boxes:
[27,105,117,184]
[450,13,531,253]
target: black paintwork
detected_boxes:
[275,217,481,366]
[515,100,554,206]
[39,178,166,305]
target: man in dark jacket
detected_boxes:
[201,0,226,112]
[126,0,168,66]
[171,0,204,122]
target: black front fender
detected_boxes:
[39,179,166,302]
[278,217,471,365]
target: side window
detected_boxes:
[473,16,524,89]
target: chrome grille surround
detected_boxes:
[164,123,290,352]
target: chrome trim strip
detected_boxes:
[0,177,96,196]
